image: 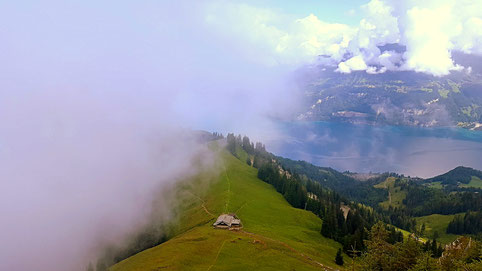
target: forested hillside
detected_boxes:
[227,134,482,241]
[424,166,482,191]
[225,133,482,270]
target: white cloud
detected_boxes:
[366,66,387,74]
[204,1,356,65]
[294,14,356,62]
[203,0,482,76]
[401,4,460,75]
[337,55,368,73]
[454,17,482,55]
[378,51,402,70]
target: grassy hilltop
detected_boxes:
[111,146,343,271]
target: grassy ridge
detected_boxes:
[428,177,482,190]
[460,176,482,189]
[111,147,343,270]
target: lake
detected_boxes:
[264,121,482,178]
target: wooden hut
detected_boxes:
[213,214,242,229]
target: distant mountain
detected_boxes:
[423,166,482,190]
[297,52,482,130]
[274,153,482,216]
[275,156,388,206]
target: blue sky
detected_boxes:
[243,0,367,25]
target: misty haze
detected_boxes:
[1,1,482,271]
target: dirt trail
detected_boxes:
[234,201,248,213]
[384,183,392,204]
[207,240,227,271]
[187,191,215,217]
[222,162,231,213]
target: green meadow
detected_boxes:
[459,176,482,189]
[374,177,407,209]
[415,214,460,244]
[427,181,443,189]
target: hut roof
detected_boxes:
[213,214,242,228]
[213,214,234,226]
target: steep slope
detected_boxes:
[275,156,387,206]
[110,147,343,271]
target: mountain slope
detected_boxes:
[297,54,482,129]
[424,166,482,190]
[110,146,343,271]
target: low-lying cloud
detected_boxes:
[0,90,218,270]
[0,1,301,270]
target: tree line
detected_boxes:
[403,183,482,216]
[227,133,412,256]
[275,157,418,232]
[226,133,482,269]
[447,211,482,235]
[356,222,481,271]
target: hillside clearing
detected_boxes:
[459,176,482,189]
[374,177,407,209]
[415,214,460,244]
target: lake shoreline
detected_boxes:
[265,121,482,178]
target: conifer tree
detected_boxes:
[335,248,344,265]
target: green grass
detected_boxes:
[111,146,344,271]
[427,181,444,189]
[374,177,407,209]
[415,214,460,244]
[459,176,482,189]
[420,87,433,93]
[438,89,449,98]
[233,145,249,164]
[462,106,473,117]
[392,226,427,243]
[447,79,460,93]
